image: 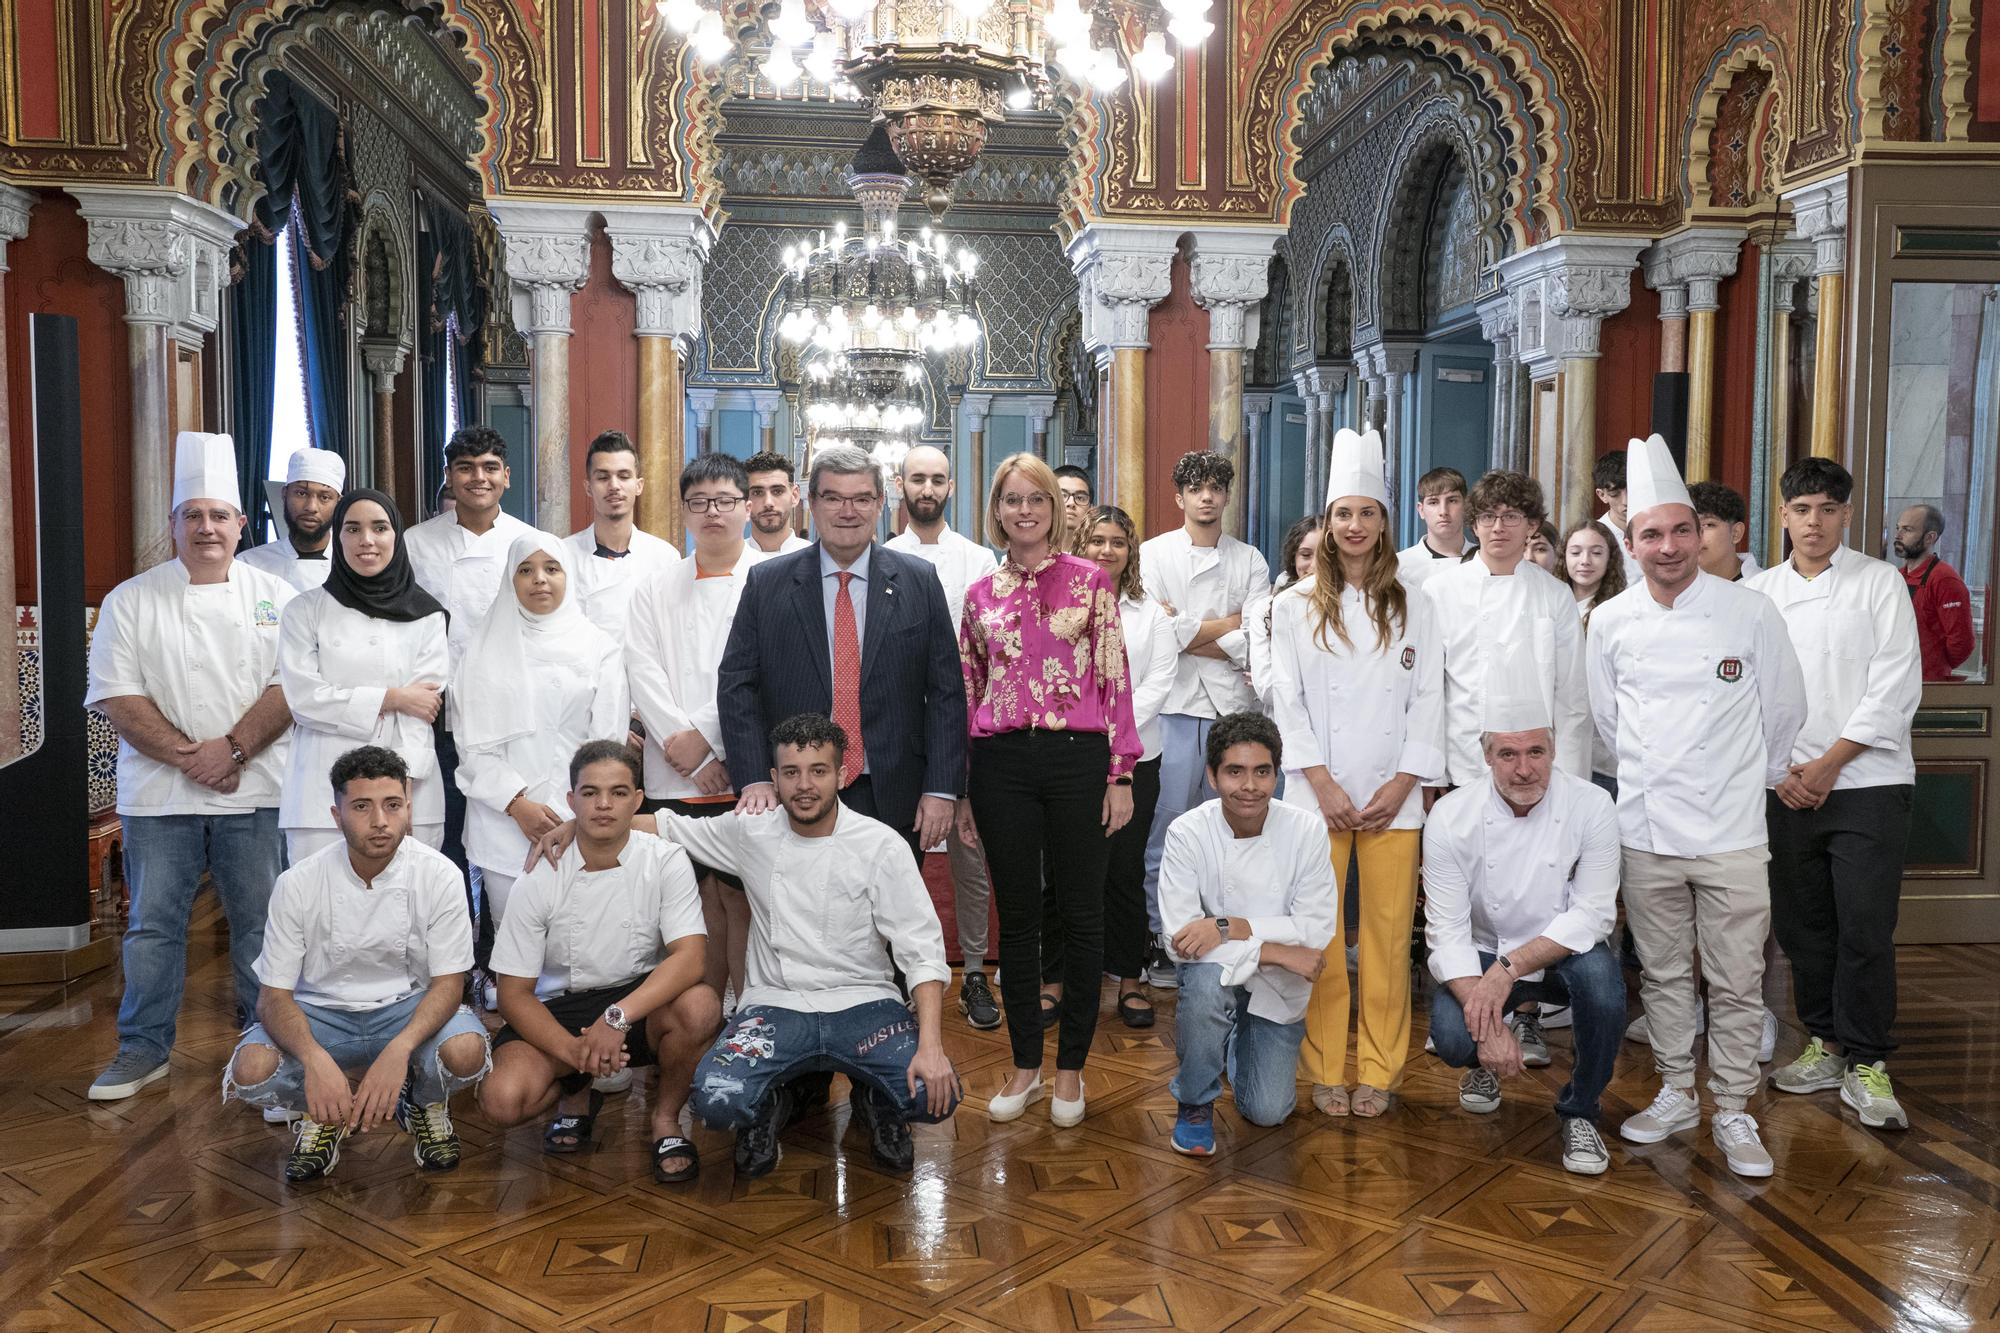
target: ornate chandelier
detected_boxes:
[658,0,1216,216]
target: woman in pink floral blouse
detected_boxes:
[956,453,1141,1129]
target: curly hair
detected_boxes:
[1170,450,1235,493]
[1467,469,1546,526]
[1780,457,1853,505]
[329,745,409,798]
[1080,505,1145,601]
[568,738,643,790]
[1205,711,1282,770]
[770,712,848,761]
[444,425,507,465]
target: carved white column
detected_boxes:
[604,206,710,544]
[1642,227,1744,480]
[0,185,31,762]
[1024,393,1057,460]
[1067,224,1177,529]
[490,201,591,533]
[687,388,718,455]
[1782,176,1850,460]
[70,187,239,570]
[1242,391,1272,541]
[1292,370,1322,511]
[1477,294,1522,472]
[1190,230,1281,537]
[960,392,992,539]
[360,340,410,500]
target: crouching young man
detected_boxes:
[479,740,721,1183]
[1159,712,1336,1155]
[224,746,489,1182]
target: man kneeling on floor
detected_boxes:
[224,745,489,1182]
[480,740,721,1184]
[1421,652,1625,1175]
[1159,712,1336,1156]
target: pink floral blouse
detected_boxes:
[959,552,1142,780]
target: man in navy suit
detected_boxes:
[718,444,967,864]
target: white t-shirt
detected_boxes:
[489,831,705,995]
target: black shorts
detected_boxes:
[644,796,745,891]
[494,981,657,1095]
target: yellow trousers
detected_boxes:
[1299,827,1421,1090]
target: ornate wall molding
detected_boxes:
[490,201,592,336]
[1189,235,1282,352]
[1782,175,1849,276]
[603,206,713,339]
[1642,226,1747,314]
[69,186,239,336]
[1498,234,1647,370]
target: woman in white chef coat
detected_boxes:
[277,489,449,862]
[454,533,629,926]
[1267,429,1445,1120]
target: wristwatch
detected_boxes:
[601,1004,631,1032]
[224,733,248,768]
[1496,955,1516,975]
[1214,916,1232,942]
[1112,776,1133,787]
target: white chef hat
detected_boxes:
[1624,432,1692,521]
[265,447,347,534]
[1481,643,1554,735]
[1325,427,1389,508]
[171,432,242,512]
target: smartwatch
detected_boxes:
[601,1004,631,1032]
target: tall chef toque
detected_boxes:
[1324,427,1390,507]
[171,432,242,513]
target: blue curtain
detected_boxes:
[226,238,276,543]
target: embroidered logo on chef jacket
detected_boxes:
[1400,646,1416,671]
[254,599,281,628]
[1715,657,1744,683]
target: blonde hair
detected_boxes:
[986,452,1066,552]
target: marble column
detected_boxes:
[1190,237,1277,539]
[1477,294,1521,472]
[360,341,409,506]
[1784,177,1850,460]
[1066,224,1176,532]
[605,209,708,545]
[1376,345,1418,516]
[688,389,718,456]
[72,188,237,570]
[1644,228,1744,480]
[753,392,780,453]
[962,393,991,539]
[638,339,686,545]
[0,186,31,762]
[1243,392,1271,542]
[1292,370,1322,510]
[491,202,591,533]
[1759,240,1816,564]
[1025,395,1057,461]
[1317,370,1344,494]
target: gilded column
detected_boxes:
[962,393,991,539]
[1066,224,1176,532]
[1645,228,1744,480]
[1190,240,1275,539]
[606,209,708,546]
[1783,177,1850,460]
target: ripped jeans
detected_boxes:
[223,991,490,1112]
[689,999,959,1130]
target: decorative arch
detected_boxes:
[1305,227,1359,364]
[356,204,408,342]
[1683,35,1789,209]
[1851,0,1935,142]
[1378,139,1465,335]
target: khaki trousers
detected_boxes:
[1621,844,1771,1110]
[1300,828,1421,1090]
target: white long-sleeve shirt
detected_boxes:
[238,541,332,592]
[1268,580,1447,829]
[562,525,681,641]
[625,547,765,799]
[1429,557,1591,786]
[1137,529,1271,718]
[885,525,998,627]
[1422,770,1621,985]
[654,805,950,1012]
[489,831,705,996]
[403,509,542,674]
[1587,572,1807,856]
[276,589,449,830]
[1746,546,1921,790]
[1158,799,1338,1024]
[85,558,294,816]
[1121,595,1179,762]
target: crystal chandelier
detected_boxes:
[800,350,926,469]
[658,0,1217,217]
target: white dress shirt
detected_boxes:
[626,546,765,799]
[253,838,474,1011]
[238,540,333,592]
[1587,572,1807,856]
[1138,529,1272,718]
[1746,546,1921,790]
[562,525,680,640]
[403,508,542,672]
[1395,535,1473,592]
[1429,557,1591,786]
[85,558,294,816]
[1268,580,1447,829]
[885,524,999,627]
[1158,799,1338,1023]
[489,831,705,996]
[655,805,950,1012]
[1121,595,1179,761]
[277,589,449,831]
[1422,770,1621,985]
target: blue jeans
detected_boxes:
[1143,714,1217,934]
[1428,943,1626,1122]
[119,809,285,1061]
[1169,961,1305,1126]
[224,991,490,1110]
[689,1000,960,1130]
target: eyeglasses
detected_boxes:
[1474,510,1529,530]
[999,492,1052,511]
[682,495,744,514]
[813,491,881,512]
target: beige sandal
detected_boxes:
[1311,1084,1350,1117]
[1351,1085,1395,1118]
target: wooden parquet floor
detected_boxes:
[3,901,2000,1332]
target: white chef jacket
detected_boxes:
[1122,595,1179,762]
[625,546,765,800]
[276,589,449,831]
[1737,550,1763,579]
[1422,770,1621,985]
[1395,535,1473,592]
[1746,546,1921,790]
[1157,799,1338,1024]
[885,525,998,626]
[562,525,681,640]
[252,838,474,1011]
[238,540,333,592]
[489,831,705,996]
[1574,596,1618,780]
[1268,580,1447,829]
[754,532,811,556]
[1599,512,1643,587]
[403,508,543,672]
[1138,529,1272,718]
[456,648,630,874]
[1429,557,1591,786]
[85,558,294,816]
[655,804,951,1012]
[1587,572,1807,856]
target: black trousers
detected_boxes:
[841,773,925,866]
[971,730,1113,1070]
[1044,756,1160,982]
[1766,785,1913,1065]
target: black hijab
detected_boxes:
[323,489,446,623]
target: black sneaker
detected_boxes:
[734,1084,793,1179]
[787,1070,833,1116]
[959,970,1002,1030]
[395,1080,462,1171]
[851,1085,915,1172]
[285,1118,346,1182]
[1145,938,1179,989]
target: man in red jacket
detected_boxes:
[1892,504,1976,681]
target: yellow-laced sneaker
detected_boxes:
[1840,1061,1908,1130]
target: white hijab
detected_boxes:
[452,532,613,748]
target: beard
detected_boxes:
[906,493,947,525]
[751,507,790,533]
[287,510,331,547]
[1892,537,1928,561]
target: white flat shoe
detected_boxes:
[1051,1078,1086,1128]
[988,1073,1043,1123]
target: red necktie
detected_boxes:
[834,571,866,786]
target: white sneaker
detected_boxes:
[1625,999,1706,1045]
[1758,1008,1778,1064]
[1841,1062,1909,1130]
[1711,1111,1774,1177]
[262,1105,302,1124]
[1538,1003,1572,1030]
[1560,1118,1610,1175]
[1619,1085,1701,1144]
[592,1066,635,1094]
